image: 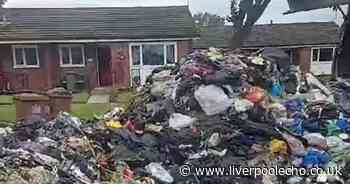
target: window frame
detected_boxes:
[129,42,178,67]
[311,47,336,63]
[59,44,86,67]
[284,49,294,64]
[12,45,40,69]
[129,42,177,86]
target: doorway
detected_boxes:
[97,46,112,87]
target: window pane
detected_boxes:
[71,47,84,65]
[319,48,334,62]
[61,47,70,65]
[24,48,38,66]
[142,44,164,65]
[132,68,141,85]
[132,46,140,65]
[166,45,175,64]
[312,49,319,62]
[15,48,24,65]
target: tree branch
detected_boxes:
[228,0,271,49]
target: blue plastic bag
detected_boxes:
[284,99,305,114]
[302,149,330,168]
[271,82,283,97]
[290,118,304,136]
[336,119,350,132]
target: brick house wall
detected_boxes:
[0,40,193,92]
[177,40,193,59]
[0,45,49,91]
[297,47,312,73]
[0,44,98,91]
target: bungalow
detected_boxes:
[193,22,340,75]
[0,6,198,91]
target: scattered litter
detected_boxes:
[145,163,174,183]
[168,113,196,130]
[207,132,221,147]
[233,98,254,113]
[270,139,288,155]
[1,48,350,183]
[194,85,234,116]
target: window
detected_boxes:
[12,45,39,68]
[284,49,294,64]
[59,45,85,67]
[131,45,140,65]
[132,68,141,85]
[130,42,177,66]
[166,45,176,64]
[130,42,176,85]
[319,48,334,61]
[312,48,335,63]
[142,44,164,65]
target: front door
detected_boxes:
[98,47,112,86]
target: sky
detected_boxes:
[4,0,345,25]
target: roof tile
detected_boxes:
[0,6,198,41]
[193,22,340,48]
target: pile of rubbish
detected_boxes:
[1,47,350,184]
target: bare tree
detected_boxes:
[0,0,6,7]
[227,0,271,49]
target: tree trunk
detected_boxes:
[334,4,350,78]
[228,0,271,49]
[229,26,253,49]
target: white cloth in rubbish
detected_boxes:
[169,113,196,130]
[234,98,254,113]
[303,133,327,149]
[207,133,221,147]
[305,73,332,96]
[145,163,174,183]
[282,132,306,156]
[194,85,234,116]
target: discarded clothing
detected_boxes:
[270,139,288,155]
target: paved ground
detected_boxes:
[87,94,110,104]
[90,87,113,95]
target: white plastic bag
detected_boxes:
[169,113,196,130]
[194,85,234,116]
[145,163,174,183]
[207,133,221,147]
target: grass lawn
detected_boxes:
[0,95,14,105]
[71,103,112,120]
[111,89,135,109]
[72,92,90,104]
[0,95,15,125]
[0,105,16,124]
